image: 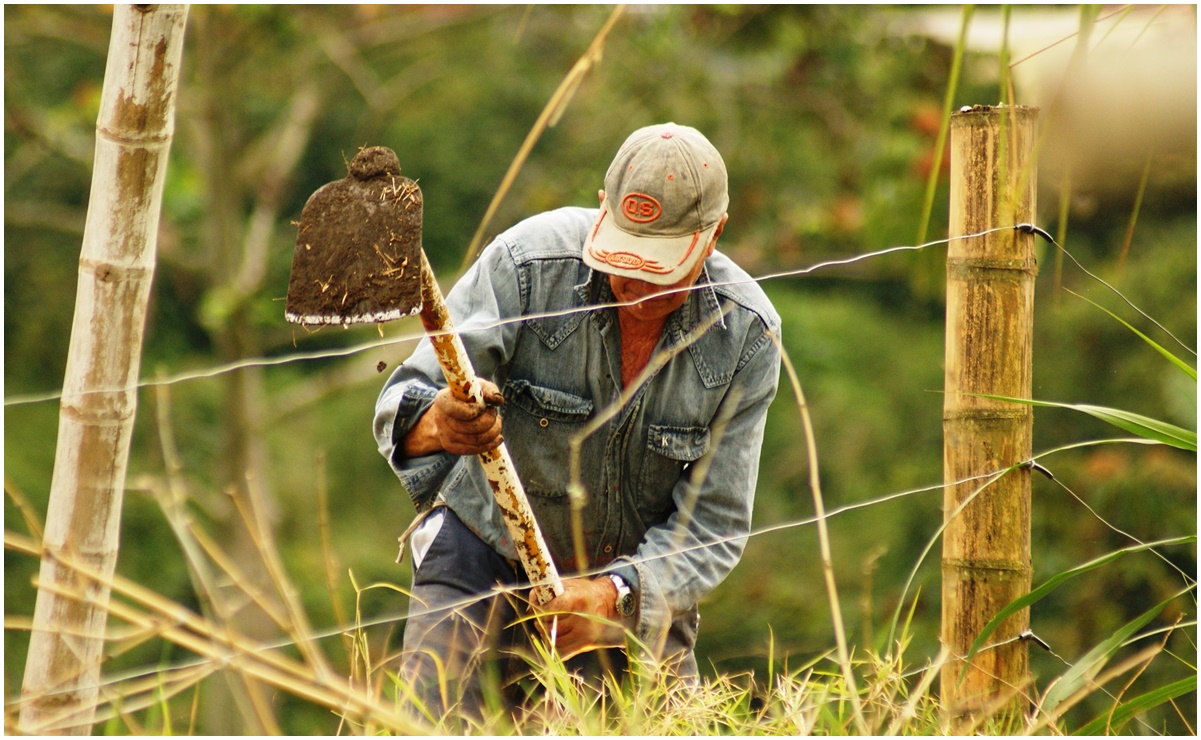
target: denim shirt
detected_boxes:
[374,206,781,653]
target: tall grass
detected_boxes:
[10,521,1187,737]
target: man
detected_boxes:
[374,122,780,716]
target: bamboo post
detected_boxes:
[940,104,1039,722]
[19,5,188,734]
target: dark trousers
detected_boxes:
[399,508,628,722]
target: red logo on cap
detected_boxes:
[588,247,671,275]
[603,251,646,269]
[621,193,662,223]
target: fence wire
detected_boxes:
[9,222,1187,409]
[5,222,1195,725]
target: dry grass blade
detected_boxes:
[90,662,215,733]
[772,332,867,735]
[666,385,743,556]
[314,450,353,659]
[150,372,282,732]
[885,465,1012,651]
[1118,153,1154,273]
[1026,644,1164,735]
[459,5,625,271]
[566,304,732,574]
[1103,616,1181,734]
[4,530,425,735]
[3,475,43,541]
[885,647,950,735]
[228,472,337,684]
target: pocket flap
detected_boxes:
[646,424,710,462]
[506,379,594,422]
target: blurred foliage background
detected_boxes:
[4,4,1196,734]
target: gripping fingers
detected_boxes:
[435,388,487,421]
[433,387,504,455]
[440,419,503,455]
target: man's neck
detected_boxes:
[616,309,667,388]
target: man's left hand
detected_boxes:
[539,577,625,657]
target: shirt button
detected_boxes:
[539,418,549,428]
[603,545,613,553]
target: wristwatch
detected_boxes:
[607,574,637,618]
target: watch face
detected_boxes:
[610,575,636,617]
[617,591,636,617]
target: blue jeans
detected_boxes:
[399,508,631,721]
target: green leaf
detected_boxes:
[1072,674,1197,735]
[963,537,1196,673]
[1042,594,1176,714]
[974,394,1197,452]
[1068,289,1197,381]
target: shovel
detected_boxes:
[285,146,564,606]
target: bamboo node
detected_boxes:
[942,557,1031,576]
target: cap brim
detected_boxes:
[583,206,720,286]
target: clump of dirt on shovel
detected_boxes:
[286,146,423,325]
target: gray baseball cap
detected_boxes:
[583,123,728,285]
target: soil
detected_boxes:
[285,146,424,325]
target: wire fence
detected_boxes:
[5,222,1190,409]
[6,223,1194,604]
[5,221,1195,722]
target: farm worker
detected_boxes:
[374,122,781,716]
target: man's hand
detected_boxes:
[402,380,505,457]
[538,577,625,658]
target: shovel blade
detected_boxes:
[285,146,423,325]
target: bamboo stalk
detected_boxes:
[19,6,189,735]
[940,104,1039,724]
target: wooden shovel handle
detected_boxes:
[416,252,564,606]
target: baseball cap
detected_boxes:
[583,123,728,286]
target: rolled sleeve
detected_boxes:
[374,370,452,510]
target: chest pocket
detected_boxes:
[638,424,710,519]
[503,379,593,499]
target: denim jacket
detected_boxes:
[374,207,781,654]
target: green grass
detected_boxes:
[7,518,1190,736]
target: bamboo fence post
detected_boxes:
[19,5,188,734]
[940,104,1039,723]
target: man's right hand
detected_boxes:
[402,380,505,458]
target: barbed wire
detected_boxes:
[1017,223,1196,357]
[5,222,1194,715]
[5,227,988,408]
[0,460,1038,699]
[12,220,1184,410]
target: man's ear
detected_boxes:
[701,213,730,260]
[598,189,606,206]
[708,213,729,254]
